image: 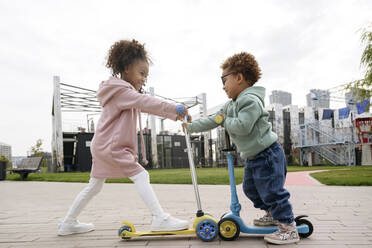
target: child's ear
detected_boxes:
[123,65,130,74]
[237,73,244,84]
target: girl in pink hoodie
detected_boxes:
[58,39,189,236]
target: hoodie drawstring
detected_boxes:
[138,110,148,165]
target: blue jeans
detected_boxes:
[242,141,294,225]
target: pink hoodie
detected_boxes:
[90,77,177,178]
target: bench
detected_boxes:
[10,157,43,180]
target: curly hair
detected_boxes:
[221,52,262,85]
[106,39,151,77]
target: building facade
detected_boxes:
[0,142,12,161]
[269,90,292,106]
[306,89,330,108]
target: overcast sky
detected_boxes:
[0,0,371,156]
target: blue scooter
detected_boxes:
[218,131,313,241]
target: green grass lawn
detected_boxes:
[6,165,372,186]
[310,166,372,186]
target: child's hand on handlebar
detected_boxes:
[176,105,188,121]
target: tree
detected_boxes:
[30,139,43,157]
[0,155,12,169]
[30,139,46,168]
[0,155,8,162]
[346,23,372,101]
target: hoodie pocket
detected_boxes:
[110,133,136,165]
[111,147,136,165]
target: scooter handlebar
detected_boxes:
[176,105,185,115]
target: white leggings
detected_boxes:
[63,170,165,223]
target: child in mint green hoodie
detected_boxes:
[183,52,299,245]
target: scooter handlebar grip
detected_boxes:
[176,105,185,115]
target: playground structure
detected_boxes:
[297,119,355,165]
[51,76,100,171]
[296,86,370,166]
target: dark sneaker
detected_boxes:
[253,212,279,226]
[264,223,300,245]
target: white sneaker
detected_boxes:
[264,222,300,245]
[151,214,189,232]
[57,220,95,236]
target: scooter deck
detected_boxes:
[240,224,309,235]
[123,228,195,238]
[223,213,309,235]
[120,215,218,239]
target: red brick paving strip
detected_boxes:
[285,170,325,186]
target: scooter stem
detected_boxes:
[184,116,204,217]
[227,153,241,216]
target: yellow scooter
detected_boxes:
[118,107,218,242]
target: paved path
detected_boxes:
[285,170,324,186]
[1,178,372,247]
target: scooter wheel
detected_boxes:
[218,218,240,241]
[196,219,218,242]
[295,218,313,238]
[118,225,132,240]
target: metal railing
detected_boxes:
[297,120,355,165]
[310,144,352,165]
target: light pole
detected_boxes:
[348,99,356,166]
[86,113,100,132]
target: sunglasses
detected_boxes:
[221,71,236,85]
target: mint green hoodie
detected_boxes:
[186,86,278,160]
